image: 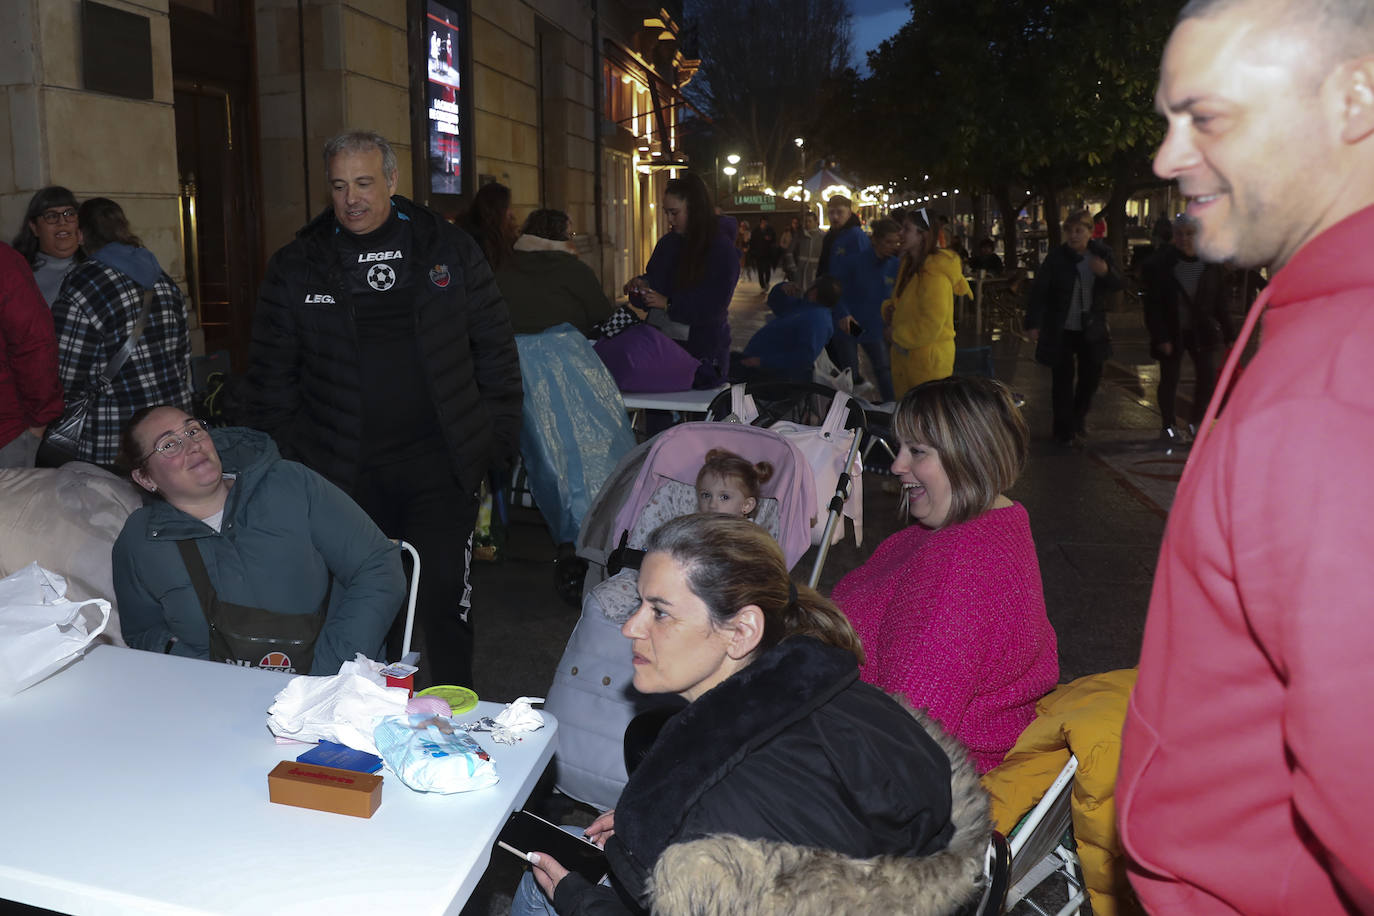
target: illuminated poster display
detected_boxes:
[426,0,464,195]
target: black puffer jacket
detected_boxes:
[243,196,522,496]
[553,636,987,916]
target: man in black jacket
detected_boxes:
[1025,210,1124,445]
[748,216,777,291]
[1140,215,1235,444]
[244,129,522,687]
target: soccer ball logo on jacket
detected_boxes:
[367,264,396,291]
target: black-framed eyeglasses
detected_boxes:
[139,419,209,465]
[39,208,78,225]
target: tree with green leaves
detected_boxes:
[822,0,1182,266]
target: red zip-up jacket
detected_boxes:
[0,241,63,449]
[1119,204,1374,914]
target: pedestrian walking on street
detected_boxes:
[735,218,751,281]
[1024,210,1123,445]
[779,215,801,280]
[747,215,777,291]
[244,129,523,690]
[1139,214,1234,444]
[1119,1,1374,912]
[791,211,825,289]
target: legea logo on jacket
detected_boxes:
[358,250,403,263]
[304,293,335,304]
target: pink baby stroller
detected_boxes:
[543,422,817,811]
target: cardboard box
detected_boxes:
[268,761,383,818]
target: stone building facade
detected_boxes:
[1,0,696,366]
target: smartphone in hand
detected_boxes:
[496,810,608,883]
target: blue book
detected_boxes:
[296,741,384,774]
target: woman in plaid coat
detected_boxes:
[50,199,191,466]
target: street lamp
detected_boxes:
[723,164,738,197]
[716,153,742,204]
[794,138,806,226]
[715,153,742,204]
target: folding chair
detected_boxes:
[395,540,420,660]
[1004,755,1086,916]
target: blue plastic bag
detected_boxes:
[516,325,637,544]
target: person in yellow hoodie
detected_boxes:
[882,207,971,398]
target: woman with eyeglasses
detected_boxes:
[11,186,85,306]
[48,198,192,467]
[881,208,971,399]
[111,405,405,675]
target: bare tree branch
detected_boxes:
[685,0,853,186]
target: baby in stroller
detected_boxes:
[695,449,773,519]
[544,422,818,812]
[583,448,777,633]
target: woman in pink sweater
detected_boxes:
[832,377,1057,773]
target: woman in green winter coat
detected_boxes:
[112,405,405,675]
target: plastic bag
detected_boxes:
[0,562,110,697]
[812,348,854,394]
[373,714,499,794]
[594,323,701,393]
[517,325,637,544]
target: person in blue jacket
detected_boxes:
[734,276,841,383]
[829,216,901,402]
[113,405,405,675]
[632,173,741,387]
[822,199,900,402]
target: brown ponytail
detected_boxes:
[644,514,865,664]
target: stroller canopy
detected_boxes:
[609,422,818,569]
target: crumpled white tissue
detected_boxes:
[266,669,408,755]
[337,652,387,686]
[495,696,546,733]
[462,696,546,745]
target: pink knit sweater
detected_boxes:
[831,503,1058,774]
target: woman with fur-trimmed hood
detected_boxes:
[514,514,991,916]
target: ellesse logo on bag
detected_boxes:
[258,651,297,673]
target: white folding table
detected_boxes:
[620,386,728,432]
[0,644,557,915]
